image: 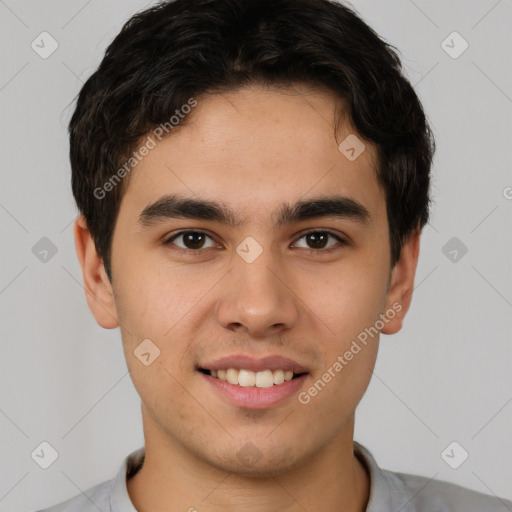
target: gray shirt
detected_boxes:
[35,442,512,511]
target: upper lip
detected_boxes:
[198,355,309,374]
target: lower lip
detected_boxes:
[199,371,309,410]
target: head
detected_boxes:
[72,0,434,475]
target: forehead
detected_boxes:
[119,83,384,222]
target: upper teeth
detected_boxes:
[210,369,295,387]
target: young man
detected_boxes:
[37,0,511,510]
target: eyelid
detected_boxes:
[163,228,349,253]
[294,228,348,244]
[163,229,219,250]
[292,229,348,252]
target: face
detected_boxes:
[76,83,419,476]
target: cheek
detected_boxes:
[113,258,203,339]
[139,364,226,446]
[299,327,379,429]
[300,255,389,338]
[295,250,387,414]
[113,261,211,391]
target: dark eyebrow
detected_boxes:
[138,193,371,229]
[273,195,370,227]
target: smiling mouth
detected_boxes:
[198,368,307,388]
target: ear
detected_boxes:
[381,228,421,335]
[74,215,119,329]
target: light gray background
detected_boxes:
[1,1,511,510]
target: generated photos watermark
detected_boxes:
[298,301,403,405]
[93,97,198,200]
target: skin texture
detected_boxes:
[75,83,420,512]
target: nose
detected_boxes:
[215,248,300,338]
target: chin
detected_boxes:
[201,441,307,477]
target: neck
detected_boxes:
[127,411,370,512]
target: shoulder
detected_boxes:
[33,446,144,512]
[33,479,111,512]
[386,469,512,512]
[354,442,512,512]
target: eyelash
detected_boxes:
[162,229,348,255]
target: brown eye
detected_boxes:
[165,231,216,251]
[293,231,346,252]
[305,232,329,249]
